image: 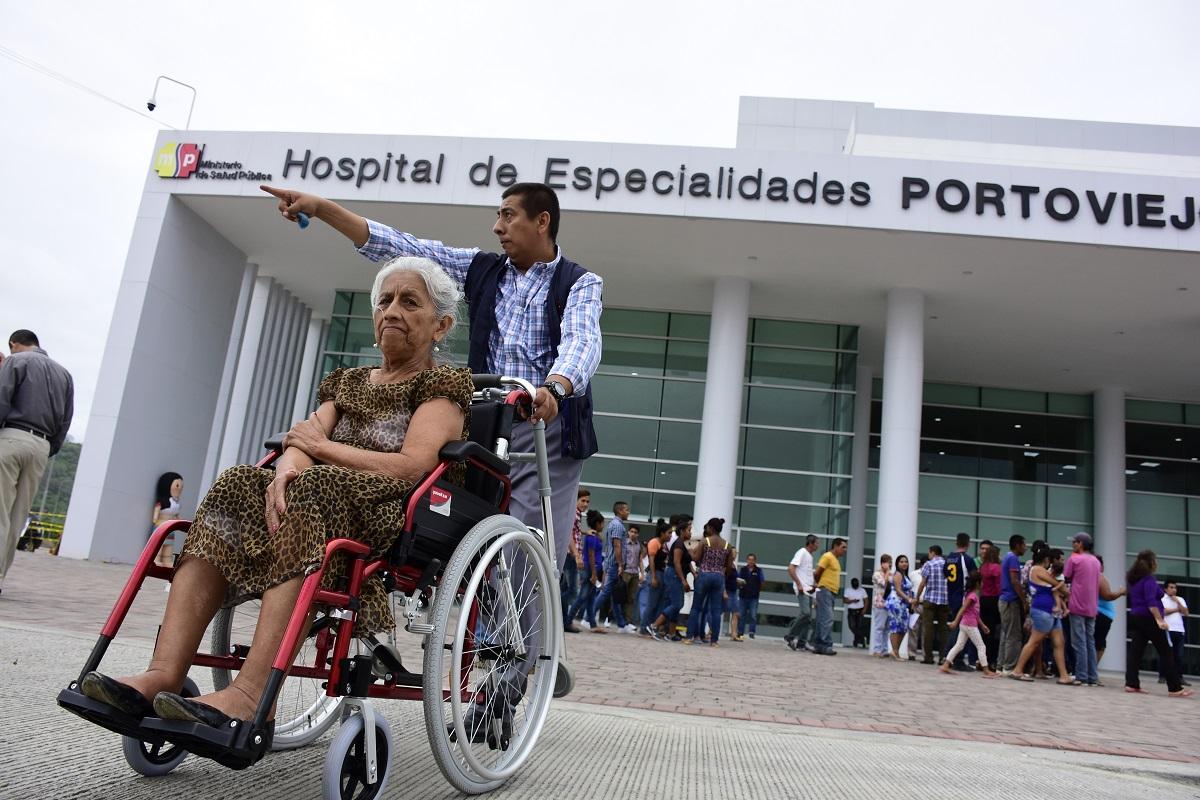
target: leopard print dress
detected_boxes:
[182,364,473,634]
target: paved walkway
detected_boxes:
[3,549,1199,773]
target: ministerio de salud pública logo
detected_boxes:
[153,142,273,182]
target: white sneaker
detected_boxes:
[623,624,637,633]
[580,620,593,630]
[603,620,611,628]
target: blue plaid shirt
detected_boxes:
[919,556,948,605]
[357,220,603,393]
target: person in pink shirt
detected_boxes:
[1063,532,1102,686]
[940,573,996,677]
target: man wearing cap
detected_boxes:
[0,330,74,593]
[1063,532,1102,686]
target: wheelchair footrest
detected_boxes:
[57,686,166,743]
[140,717,273,770]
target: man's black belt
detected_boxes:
[2,422,49,440]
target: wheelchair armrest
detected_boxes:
[264,432,289,454]
[438,440,510,475]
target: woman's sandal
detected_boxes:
[1009,673,1034,682]
[1124,686,1146,693]
[1168,689,1194,698]
[1056,679,1076,686]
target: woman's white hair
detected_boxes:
[370,256,463,341]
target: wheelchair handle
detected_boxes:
[471,374,504,390]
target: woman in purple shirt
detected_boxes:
[1124,549,1191,697]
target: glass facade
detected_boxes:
[864,383,1095,590]
[1125,398,1200,676]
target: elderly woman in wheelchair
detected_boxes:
[80,256,472,736]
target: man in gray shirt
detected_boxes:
[0,330,74,591]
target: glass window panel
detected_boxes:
[752,319,838,348]
[978,480,1046,519]
[1048,393,1092,416]
[1189,498,1200,532]
[592,415,661,459]
[831,477,852,507]
[978,516,1043,542]
[919,441,980,478]
[333,291,352,316]
[1125,459,1187,495]
[977,411,1046,448]
[1042,417,1092,452]
[835,353,858,390]
[739,470,833,505]
[1189,464,1200,497]
[747,347,837,389]
[1126,399,1183,423]
[601,336,666,375]
[1127,529,1189,558]
[733,530,810,568]
[1044,452,1091,486]
[1152,558,1188,578]
[977,445,1040,482]
[867,471,879,504]
[325,317,348,352]
[744,386,837,431]
[344,317,376,356]
[653,463,697,492]
[923,383,979,406]
[664,340,708,379]
[1046,522,1090,543]
[980,388,1046,412]
[600,308,668,337]
[1186,404,1200,426]
[832,393,855,433]
[582,457,655,491]
[742,428,842,473]
[1047,487,1092,524]
[661,379,704,420]
[917,512,977,538]
[923,405,977,443]
[838,326,859,352]
[1127,493,1187,531]
[1127,423,1188,459]
[918,475,978,513]
[736,499,834,534]
[591,375,663,417]
[657,420,702,462]
[349,291,375,317]
[649,492,695,521]
[668,313,710,340]
[865,505,877,531]
[872,378,883,400]
[587,487,653,522]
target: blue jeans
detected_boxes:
[812,587,835,652]
[593,569,627,628]
[560,557,578,628]
[639,576,665,630]
[568,573,598,627]
[662,569,685,624]
[1070,613,1098,683]
[691,572,725,643]
[737,597,759,636]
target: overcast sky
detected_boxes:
[2,1,1197,441]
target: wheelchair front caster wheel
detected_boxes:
[121,676,199,777]
[321,711,393,800]
[553,660,574,699]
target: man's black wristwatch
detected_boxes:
[542,379,569,404]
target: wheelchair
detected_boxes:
[58,375,567,797]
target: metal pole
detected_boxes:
[149,75,197,129]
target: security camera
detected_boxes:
[147,100,156,112]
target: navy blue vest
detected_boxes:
[463,251,599,460]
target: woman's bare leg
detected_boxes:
[890,632,903,658]
[1051,628,1070,679]
[117,556,227,700]
[186,575,306,719]
[1012,631,1046,676]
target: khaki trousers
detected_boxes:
[0,428,50,583]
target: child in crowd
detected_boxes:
[940,572,997,678]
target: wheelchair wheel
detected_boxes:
[211,600,344,750]
[320,708,393,800]
[423,515,560,795]
[121,676,199,776]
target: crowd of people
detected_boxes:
[562,493,1194,695]
[561,490,766,645]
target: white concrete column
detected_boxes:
[843,363,874,645]
[290,317,326,425]
[217,276,272,471]
[1094,386,1127,674]
[692,277,750,533]
[876,289,924,574]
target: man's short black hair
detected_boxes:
[628,525,639,534]
[613,501,628,513]
[928,544,943,556]
[832,537,847,549]
[1009,534,1025,550]
[804,534,819,547]
[8,329,38,347]
[502,183,561,241]
[956,532,971,547]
